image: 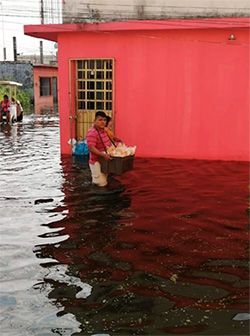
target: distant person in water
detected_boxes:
[105,115,122,144]
[10,97,17,123]
[16,99,23,122]
[0,95,11,123]
[86,111,111,187]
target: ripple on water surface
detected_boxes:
[0,115,249,335]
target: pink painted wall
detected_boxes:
[58,28,249,161]
[33,66,58,114]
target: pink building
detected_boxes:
[33,65,58,114]
[25,18,249,161]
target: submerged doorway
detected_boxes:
[75,59,114,139]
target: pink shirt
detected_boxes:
[1,100,10,113]
[86,126,111,164]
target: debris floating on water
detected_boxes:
[233,313,250,321]
[34,198,54,205]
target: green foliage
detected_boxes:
[16,89,31,112]
[0,86,8,99]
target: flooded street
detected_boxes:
[0,115,249,336]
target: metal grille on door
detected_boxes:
[76,59,113,139]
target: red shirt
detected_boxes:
[86,126,111,164]
[1,100,10,113]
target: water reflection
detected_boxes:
[0,115,249,335]
[37,157,249,335]
[0,123,12,137]
[36,155,134,334]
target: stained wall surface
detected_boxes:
[57,27,249,160]
[62,0,250,22]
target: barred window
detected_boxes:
[40,77,51,96]
[77,59,113,114]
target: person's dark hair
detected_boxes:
[105,115,111,126]
[95,111,106,119]
[3,94,8,99]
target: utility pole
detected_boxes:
[40,0,44,24]
[40,1,44,64]
[13,36,17,61]
[40,41,44,64]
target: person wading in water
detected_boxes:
[86,111,111,187]
[0,95,11,123]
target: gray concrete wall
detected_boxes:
[0,61,33,94]
[62,0,250,22]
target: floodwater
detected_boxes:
[0,115,249,336]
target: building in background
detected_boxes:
[33,64,58,114]
[17,54,57,66]
[25,1,250,160]
[0,61,58,114]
